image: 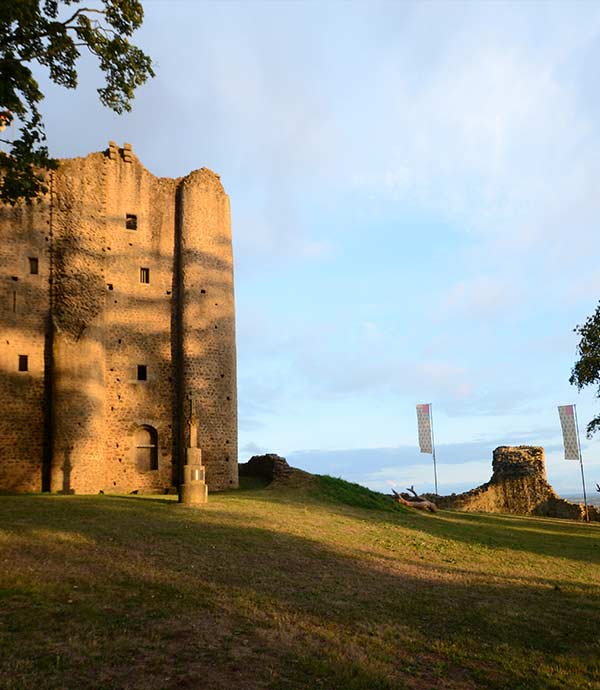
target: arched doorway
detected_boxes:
[134,426,158,471]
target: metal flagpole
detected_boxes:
[573,404,589,523]
[430,404,438,495]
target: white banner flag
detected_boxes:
[558,404,580,460]
[416,403,433,454]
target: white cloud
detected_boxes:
[364,460,491,494]
[240,441,268,457]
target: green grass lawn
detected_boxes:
[1,474,599,690]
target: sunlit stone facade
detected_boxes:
[0,143,238,494]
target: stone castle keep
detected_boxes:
[0,142,238,494]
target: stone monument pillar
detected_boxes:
[179,398,208,505]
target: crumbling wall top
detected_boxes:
[491,446,546,482]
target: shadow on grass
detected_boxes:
[390,509,600,565]
[104,494,178,506]
[0,494,598,690]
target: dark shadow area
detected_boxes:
[102,494,178,505]
[388,509,600,565]
[171,182,184,489]
[42,310,54,492]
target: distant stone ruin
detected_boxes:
[238,454,294,484]
[435,446,599,521]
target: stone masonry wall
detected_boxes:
[51,153,107,493]
[101,147,177,493]
[0,198,51,491]
[0,143,238,494]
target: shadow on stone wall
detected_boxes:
[1,203,235,494]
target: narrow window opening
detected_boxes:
[12,291,16,313]
[126,214,137,230]
[11,276,18,282]
[18,354,28,372]
[107,283,113,291]
[137,364,147,381]
[140,267,150,284]
[200,289,206,294]
[28,257,39,275]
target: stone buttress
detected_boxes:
[176,169,238,490]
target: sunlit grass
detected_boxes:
[0,475,598,689]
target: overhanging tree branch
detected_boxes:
[570,300,600,437]
[59,7,105,27]
[0,0,154,204]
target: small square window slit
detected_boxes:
[137,364,147,381]
[140,267,150,284]
[126,214,137,230]
[28,258,39,275]
[18,355,28,372]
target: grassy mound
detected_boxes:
[0,478,598,690]
[312,474,409,512]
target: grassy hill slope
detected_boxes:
[0,474,599,690]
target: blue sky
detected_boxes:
[32,0,600,495]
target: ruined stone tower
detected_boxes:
[0,142,238,494]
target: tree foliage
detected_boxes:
[0,1,154,204]
[570,302,600,437]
